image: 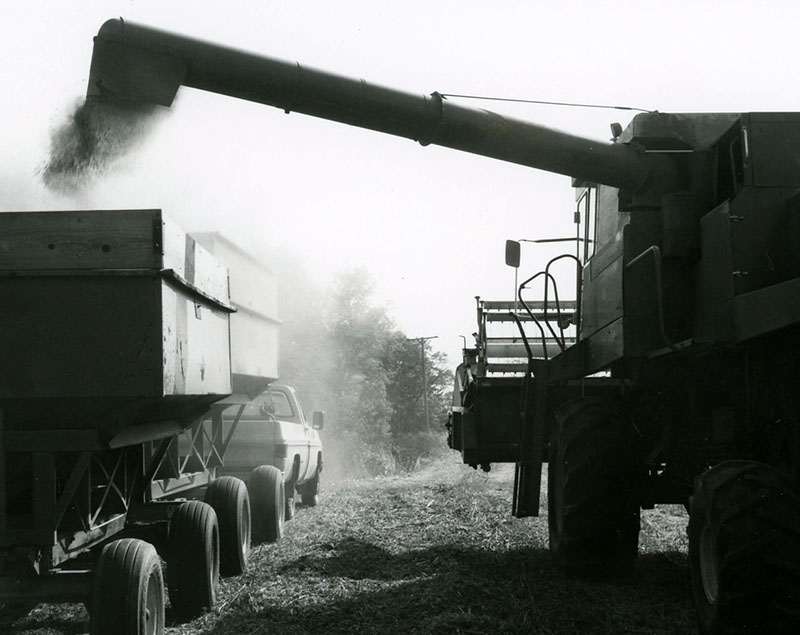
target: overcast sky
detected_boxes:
[2,1,799,364]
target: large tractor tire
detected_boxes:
[90,538,165,635]
[547,397,641,576]
[205,476,251,576]
[249,465,285,543]
[167,501,219,619]
[689,460,800,634]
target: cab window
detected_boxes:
[240,389,296,420]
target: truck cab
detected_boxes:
[219,384,324,511]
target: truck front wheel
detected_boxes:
[689,460,800,634]
[548,397,640,575]
[299,465,320,507]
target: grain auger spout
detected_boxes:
[87,18,677,200]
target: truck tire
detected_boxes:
[285,456,300,521]
[205,476,251,577]
[249,465,284,543]
[90,538,164,635]
[299,466,320,507]
[167,501,219,619]
[285,494,296,521]
[689,460,800,634]
[547,397,640,575]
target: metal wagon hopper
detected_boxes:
[0,209,283,633]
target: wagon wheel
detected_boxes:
[205,476,251,576]
[90,538,165,635]
[167,501,219,619]
[249,465,285,543]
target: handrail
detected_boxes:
[625,245,678,351]
[543,253,583,345]
[508,312,535,368]
[516,272,551,360]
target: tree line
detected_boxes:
[269,256,453,478]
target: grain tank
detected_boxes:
[79,19,800,634]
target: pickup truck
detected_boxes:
[219,384,324,542]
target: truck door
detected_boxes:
[271,386,311,480]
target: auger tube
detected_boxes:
[88,18,652,191]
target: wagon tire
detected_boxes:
[167,501,219,619]
[548,397,640,576]
[90,538,165,635]
[249,465,284,543]
[689,460,800,634]
[205,476,251,576]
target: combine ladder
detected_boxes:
[507,259,582,518]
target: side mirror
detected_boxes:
[312,411,325,430]
[505,239,520,268]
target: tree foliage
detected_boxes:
[272,260,453,478]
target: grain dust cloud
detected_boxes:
[42,98,164,193]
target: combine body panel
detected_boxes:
[28,18,800,632]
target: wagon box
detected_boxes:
[0,209,233,447]
[0,209,278,621]
[191,231,280,396]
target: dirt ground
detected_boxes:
[4,454,698,634]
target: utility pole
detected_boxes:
[406,335,438,433]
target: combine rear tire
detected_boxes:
[205,476,251,576]
[90,538,164,635]
[249,465,284,543]
[167,501,219,619]
[547,397,640,575]
[689,461,800,634]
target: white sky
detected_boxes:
[2,1,800,364]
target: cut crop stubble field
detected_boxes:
[5,455,697,635]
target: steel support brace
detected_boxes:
[52,452,92,531]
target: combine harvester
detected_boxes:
[0,209,283,633]
[11,16,800,633]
